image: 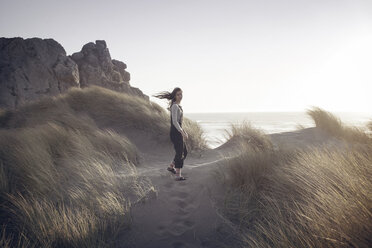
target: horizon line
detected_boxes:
[183,110,372,114]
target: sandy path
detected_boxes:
[116,146,237,248]
[116,127,334,248]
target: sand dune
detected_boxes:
[114,126,342,248]
[1,87,369,247]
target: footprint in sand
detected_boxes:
[175,198,188,208]
[171,241,186,248]
[157,224,166,230]
[182,220,194,228]
[164,197,197,237]
[174,208,189,215]
[155,224,166,235]
[170,215,195,228]
[170,191,189,198]
[150,170,200,243]
[162,177,175,188]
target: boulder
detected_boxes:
[0,37,149,109]
[70,40,148,100]
[0,37,79,108]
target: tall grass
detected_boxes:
[0,85,209,247]
[0,85,206,246]
[216,119,372,248]
[307,107,370,143]
[0,121,152,247]
[224,121,273,151]
[0,86,207,151]
[183,117,209,151]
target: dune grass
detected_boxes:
[307,107,371,143]
[0,85,207,151]
[0,121,153,247]
[183,117,209,150]
[0,86,168,137]
[0,85,207,247]
[224,121,273,151]
[216,116,372,248]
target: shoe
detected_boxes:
[175,176,186,181]
[167,167,176,174]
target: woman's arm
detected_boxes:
[171,104,184,133]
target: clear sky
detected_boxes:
[1,0,371,112]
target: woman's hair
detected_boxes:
[153,87,182,110]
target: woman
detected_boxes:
[153,87,189,181]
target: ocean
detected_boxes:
[185,112,371,148]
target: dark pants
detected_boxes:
[170,129,188,169]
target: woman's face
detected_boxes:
[175,90,183,102]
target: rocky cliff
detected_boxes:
[0,37,148,109]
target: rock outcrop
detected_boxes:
[0,37,148,109]
[70,40,147,99]
[0,37,79,108]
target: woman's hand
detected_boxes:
[181,130,189,140]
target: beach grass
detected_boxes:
[217,113,372,248]
[0,85,206,152]
[0,121,153,247]
[224,120,274,151]
[307,106,370,143]
[183,117,209,151]
[0,85,208,247]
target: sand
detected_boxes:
[115,127,335,248]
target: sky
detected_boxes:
[1,0,371,113]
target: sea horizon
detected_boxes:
[186,111,371,148]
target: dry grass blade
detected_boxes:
[215,113,372,248]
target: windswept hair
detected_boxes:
[153,87,182,111]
